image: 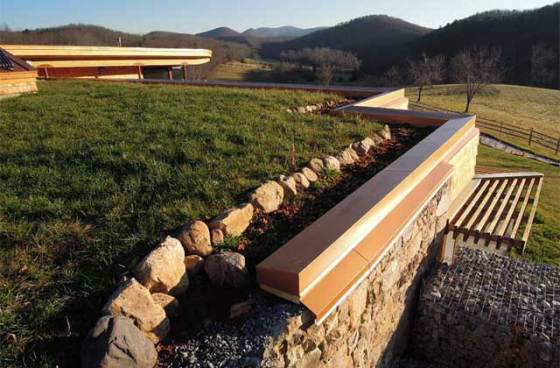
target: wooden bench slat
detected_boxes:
[474,179,509,232]
[521,177,544,244]
[509,178,535,239]
[454,180,491,228]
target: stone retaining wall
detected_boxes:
[259,179,452,368]
[0,79,38,99]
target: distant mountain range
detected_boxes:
[262,4,559,87]
[196,25,326,40]
[262,15,432,74]
[0,3,557,88]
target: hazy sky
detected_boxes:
[0,0,556,34]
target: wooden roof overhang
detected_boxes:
[0,45,212,69]
[256,91,480,322]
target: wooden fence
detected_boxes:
[411,102,560,155]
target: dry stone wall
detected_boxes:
[448,133,479,199]
[0,79,38,99]
[258,180,452,368]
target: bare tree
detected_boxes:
[316,64,333,85]
[451,47,503,112]
[383,66,402,87]
[408,54,446,102]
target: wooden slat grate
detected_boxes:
[446,172,544,256]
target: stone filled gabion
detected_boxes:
[409,247,560,368]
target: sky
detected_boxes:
[0,0,555,34]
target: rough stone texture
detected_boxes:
[0,80,38,99]
[211,228,224,246]
[352,137,375,156]
[81,315,157,368]
[163,299,303,368]
[293,172,310,189]
[177,220,212,257]
[448,134,479,199]
[337,146,358,165]
[102,279,170,343]
[409,247,560,368]
[204,252,250,288]
[308,158,324,175]
[209,203,254,237]
[152,293,180,317]
[134,237,189,296]
[301,167,319,182]
[278,175,298,198]
[165,181,452,367]
[257,180,451,368]
[380,124,392,140]
[185,254,205,275]
[322,155,341,172]
[250,181,285,213]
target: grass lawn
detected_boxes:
[406,84,560,159]
[208,60,272,81]
[476,145,560,266]
[0,80,381,367]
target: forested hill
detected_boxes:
[261,15,432,74]
[406,4,559,87]
[262,4,559,88]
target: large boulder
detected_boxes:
[292,172,310,189]
[302,167,318,182]
[278,175,297,198]
[204,252,249,288]
[81,315,157,368]
[184,254,205,275]
[209,203,254,237]
[152,293,179,316]
[102,279,170,343]
[322,156,341,172]
[177,221,212,257]
[337,146,358,166]
[308,158,324,175]
[250,181,284,213]
[134,237,189,296]
[380,124,392,140]
[211,228,224,246]
[352,137,375,156]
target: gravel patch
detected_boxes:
[160,296,303,368]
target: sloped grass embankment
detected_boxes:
[0,80,381,366]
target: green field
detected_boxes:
[406,84,560,159]
[0,80,380,367]
[477,146,560,265]
[208,60,272,81]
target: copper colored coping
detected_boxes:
[257,117,476,297]
[301,162,453,321]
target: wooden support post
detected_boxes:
[137,65,143,80]
[168,67,173,81]
[528,128,533,146]
[183,65,188,80]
